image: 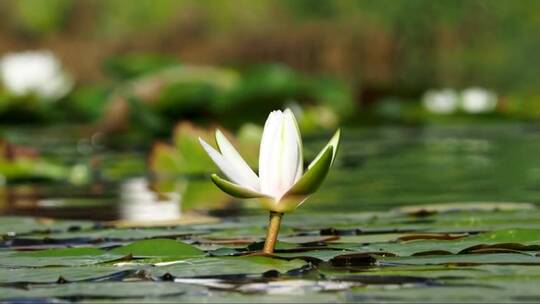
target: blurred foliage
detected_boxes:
[63,85,111,122]
[0,0,538,129]
[0,140,68,182]
[91,62,350,134]
[0,55,350,136]
[0,135,146,185]
[0,90,65,124]
[104,53,181,80]
[1,0,539,94]
[6,0,72,35]
[149,124,206,169]
[148,122,245,209]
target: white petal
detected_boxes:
[259,110,283,197]
[278,109,301,195]
[215,129,260,191]
[259,109,304,200]
[199,138,256,191]
[284,108,303,183]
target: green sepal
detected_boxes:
[309,129,341,169]
[285,146,334,196]
[260,195,308,213]
[210,174,267,198]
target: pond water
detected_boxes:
[2,123,540,220]
[316,122,540,211]
[2,123,540,302]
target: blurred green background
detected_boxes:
[0,0,539,127]
[1,0,540,217]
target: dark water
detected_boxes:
[3,123,540,220]
[313,123,540,211]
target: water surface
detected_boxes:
[2,123,540,220]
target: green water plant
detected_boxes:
[199,109,340,253]
[0,140,68,182]
[149,122,261,210]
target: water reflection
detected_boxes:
[0,178,182,222]
[0,182,118,220]
[3,124,540,220]
[120,177,181,222]
[311,124,540,211]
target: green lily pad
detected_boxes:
[0,216,93,236]
[380,253,540,266]
[342,228,540,256]
[274,249,353,262]
[466,229,540,244]
[3,208,540,301]
[109,239,204,258]
[0,281,205,301]
[23,227,203,242]
[0,247,125,267]
[0,265,134,283]
[150,256,307,277]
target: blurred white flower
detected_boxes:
[0,50,73,100]
[120,177,181,221]
[461,87,497,114]
[422,89,459,114]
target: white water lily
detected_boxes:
[0,50,73,100]
[199,109,340,213]
[422,89,459,114]
[461,87,497,114]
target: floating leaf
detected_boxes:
[109,239,204,258]
[0,216,93,236]
[380,253,540,266]
[0,266,134,284]
[0,248,124,267]
[2,208,540,301]
[150,256,306,278]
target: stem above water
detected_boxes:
[262,211,283,254]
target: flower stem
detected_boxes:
[263,211,283,254]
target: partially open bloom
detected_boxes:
[0,50,73,100]
[199,109,340,213]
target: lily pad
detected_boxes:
[0,247,125,267]
[20,226,203,243]
[150,256,307,278]
[0,281,205,301]
[3,208,540,301]
[109,239,204,258]
[380,253,540,266]
[0,265,134,284]
[0,216,93,236]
